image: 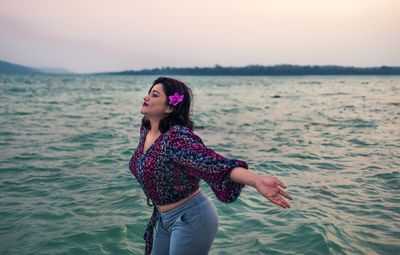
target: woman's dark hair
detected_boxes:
[142,77,194,133]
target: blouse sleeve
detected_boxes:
[168,125,249,203]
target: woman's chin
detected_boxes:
[140,108,146,115]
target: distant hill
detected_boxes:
[0,60,73,74]
[0,60,42,74]
[100,64,400,76]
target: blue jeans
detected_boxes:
[152,191,219,255]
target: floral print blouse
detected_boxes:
[129,123,249,254]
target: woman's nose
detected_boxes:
[143,95,149,101]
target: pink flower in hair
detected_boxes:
[169,92,184,106]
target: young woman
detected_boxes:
[129,77,292,255]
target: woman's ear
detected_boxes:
[165,106,174,114]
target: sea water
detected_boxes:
[0,74,399,255]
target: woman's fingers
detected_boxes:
[275,178,287,189]
[274,178,293,202]
[278,196,291,208]
[269,195,290,208]
[265,191,291,208]
[278,188,293,200]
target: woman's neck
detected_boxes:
[148,118,161,134]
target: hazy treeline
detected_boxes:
[102,64,400,76]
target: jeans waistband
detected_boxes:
[160,191,207,218]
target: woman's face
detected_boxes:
[140,83,172,118]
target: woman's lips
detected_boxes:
[142,102,149,106]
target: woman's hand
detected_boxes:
[230,167,293,208]
[255,175,292,208]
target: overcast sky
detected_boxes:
[1,0,399,73]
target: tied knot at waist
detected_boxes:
[143,203,160,255]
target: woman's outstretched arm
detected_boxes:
[230,167,293,209]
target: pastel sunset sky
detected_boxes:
[1,0,399,73]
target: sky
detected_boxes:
[0,0,399,73]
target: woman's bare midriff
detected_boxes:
[156,188,201,213]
